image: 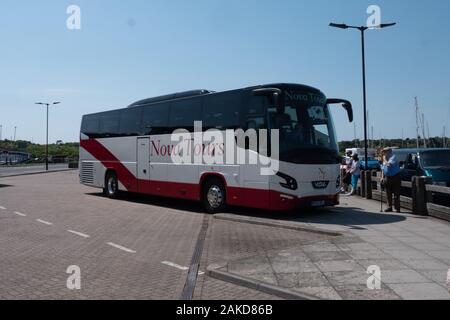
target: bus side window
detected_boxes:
[244,95,267,131]
[142,103,170,135]
[242,94,268,151]
[98,111,120,138]
[202,92,242,131]
[119,107,143,136]
[169,98,202,132]
[81,115,100,138]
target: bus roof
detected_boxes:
[128,89,213,108]
[126,83,324,108]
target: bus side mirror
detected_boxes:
[342,102,353,122]
[327,99,353,122]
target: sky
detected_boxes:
[1,0,450,144]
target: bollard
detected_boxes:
[360,171,366,198]
[412,176,432,215]
[365,171,372,199]
[372,170,378,191]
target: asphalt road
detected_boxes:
[0,164,70,177]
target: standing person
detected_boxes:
[381,147,401,213]
[349,154,361,195]
[340,151,353,193]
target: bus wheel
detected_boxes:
[104,171,119,199]
[202,178,226,214]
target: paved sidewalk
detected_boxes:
[0,164,72,177]
[207,196,450,300]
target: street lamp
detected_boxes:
[329,22,396,169]
[35,102,61,171]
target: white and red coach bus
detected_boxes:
[79,83,353,213]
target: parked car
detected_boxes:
[393,148,450,187]
[359,156,381,171]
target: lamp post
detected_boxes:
[35,102,61,171]
[329,22,396,169]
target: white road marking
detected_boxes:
[161,261,205,275]
[14,211,27,217]
[36,219,53,226]
[0,206,6,210]
[107,242,136,253]
[162,261,189,271]
[67,230,90,238]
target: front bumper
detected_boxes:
[269,192,340,211]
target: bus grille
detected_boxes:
[80,162,94,184]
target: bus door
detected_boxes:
[137,137,151,192]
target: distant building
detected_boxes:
[0,150,30,164]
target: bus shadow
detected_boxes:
[223,205,407,228]
[86,192,205,214]
[85,192,407,228]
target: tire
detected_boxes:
[103,171,119,199]
[202,177,227,214]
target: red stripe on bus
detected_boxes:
[80,139,138,192]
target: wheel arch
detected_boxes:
[104,168,117,187]
[199,172,228,200]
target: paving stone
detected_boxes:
[306,250,352,263]
[408,242,449,251]
[381,270,432,284]
[346,249,393,260]
[427,250,450,261]
[292,286,342,300]
[420,270,450,288]
[355,259,410,271]
[315,260,363,272]
[323,270,369,287]
[400,259,449,271]
[271,260,319,274]
[336,242,380,252]
[227,256,273,276]
[334,284,402,300]
[383,249,434,260]
[389,283,450,300]
[300,243,341,253]
[277,272,330,288]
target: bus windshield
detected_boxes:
[267,90,339,164]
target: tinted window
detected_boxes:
[119,108,142,136]
[81,115,100,137]
[202,92,242,130]
[169,98,202,132]
[98,111,120,137]
[244,94,268,130]
[421,151,450,167]
[142,103,170,135]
